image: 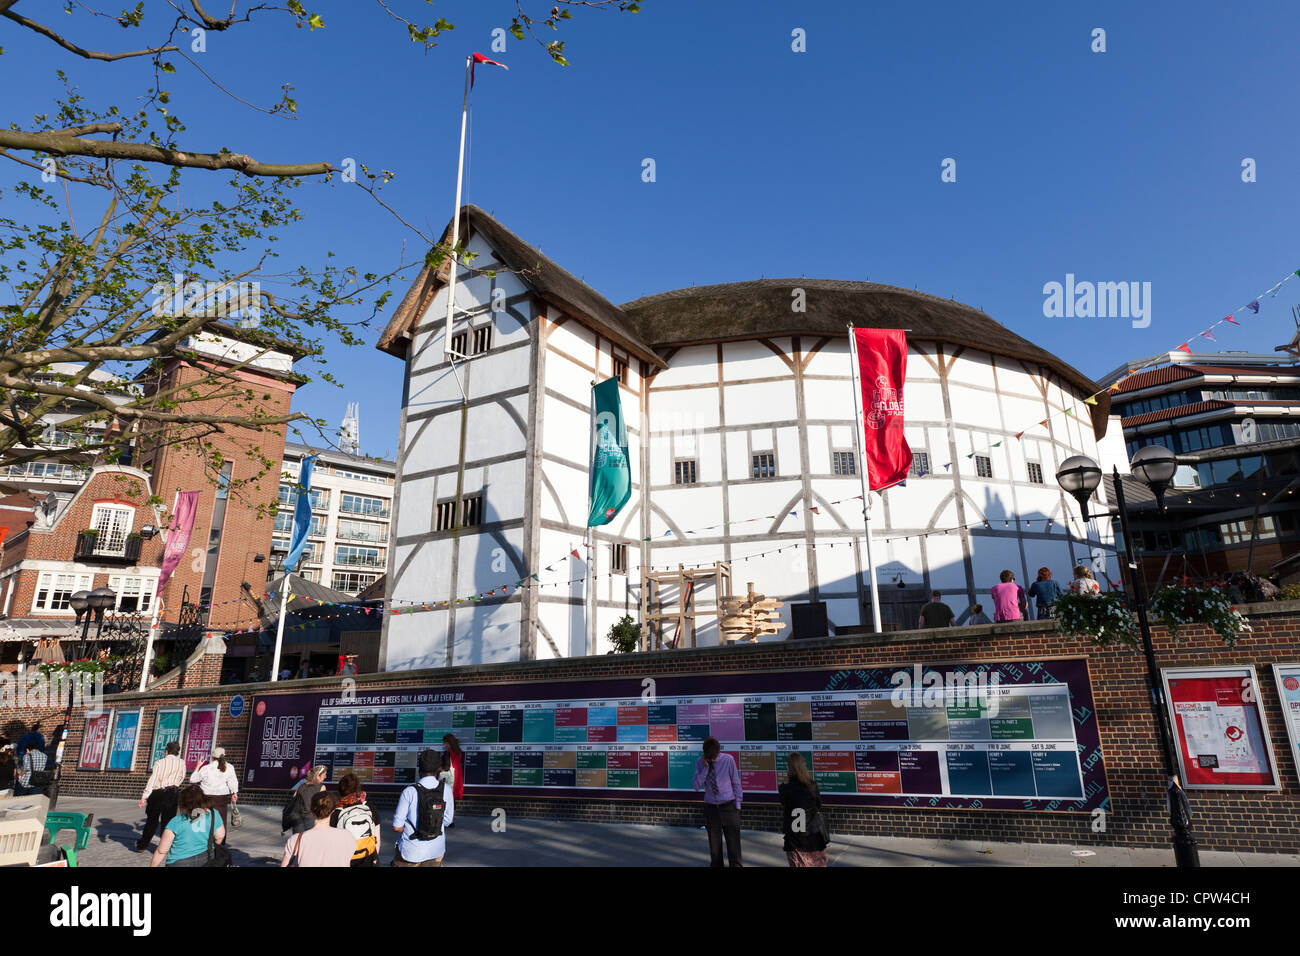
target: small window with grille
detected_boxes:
[1027,461,1044,484]
[752,452,776,480]
[910,451,930,477]
[471,325,493,355]
[450,330,468,357]
[832,451,856,476]
[613,356,629,384]
[975,455,993,479]
[435,499,457,532]
[674,459,697,485]
[610,543,628,574]
[461,493,483,528]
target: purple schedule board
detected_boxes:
[243,658,1109,812]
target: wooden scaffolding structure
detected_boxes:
[639,562,732,651]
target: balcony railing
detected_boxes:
[338,501,390,518]
[333,553,384,568]
[336,526,388,543]
[74,531,142,564]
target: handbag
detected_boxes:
[204,811,233,868]
[287,833,303,868]
[229,803,242,829]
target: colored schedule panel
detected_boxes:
[647,723,678,742]
[990,718,1035,740]
[668,750,698,790]
[487,749,512,786]
[639,750,669,789]
[709,703,744,741]
[812,721,860,742]
[544,749,576,787]
[588,706,618,728]
[905,708,949,741]
[677,724,710,742]
[317,714,338,744]
[577,769,607,788]
[947,718,992,741]
[1030,747,1084,798]
[677,704,710,727]
[497,709,524,743]
[523,709,555,743]
[1028,692,1073,739]
[738,749,776,792]
[473,726,500,744]
[576,750,606,770]
[945,748,992,795]
[616,724,648,743]
[859,719,910,741]
[554,707,588,727]
[554,725,589,743]
[899,749,942,794]
[587,725,617,743]
[375,712,398,744]
[397,712,425,745]
[354,714,377,744]
[772,749,814,777]
[333,714,357,744]
[452,710,476,731]
[812,748,856,792]
[743,703,777,741]
[647,704,677,726]
[617,706,647,725]
[811,701,858,722]
[395,749,419,785]
[988,749,1036,796]
[855,750,902,794]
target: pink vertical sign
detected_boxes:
[157,490,200,598]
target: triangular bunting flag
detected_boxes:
[1038,419,1048,427]
[1246,301,1259,314]
[570,549,581,559]
[1065,408,1074,416]
[1200,329,1216,341]
[530,573,540,581]
[1177,342,1192,353]
[1225,314,1240,324]
[1084,396,1098,406]
[992,441,1002,448]
[1014,431,1024,440]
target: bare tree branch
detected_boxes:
[2,9,180,61]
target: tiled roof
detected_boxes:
[1122,398,1300,428]
[1114,363,1300,394]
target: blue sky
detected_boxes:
[5,0,1300,458]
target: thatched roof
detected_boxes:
[377,210,1110,437]
[377,206,663,367]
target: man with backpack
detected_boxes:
[391,749,453,867]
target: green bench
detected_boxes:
[42,812,93,852]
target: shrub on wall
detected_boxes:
[606,615,640,654]
[1149,584,1251,647]
[1054,592,1138,648]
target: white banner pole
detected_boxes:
[442,56,472,365]
[848,326,884,632]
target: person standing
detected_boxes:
[329,772,380,867]
[283,764,328,835]
[917,591,955,629]
[390,749,453,867]
[990,570,1026,622]
[282,791,355,867]
[191,747,239,829]
[1070,564,1101,596]
[1027,568,1063,620]
[136,740,186,852]
[442,733,465,817]
[778,753,829,867]
[150,784,225,868]
[14,741,48,797]
[692,737,743,867]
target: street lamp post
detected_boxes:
[1057,446,1200,868]
[69,587,116,660]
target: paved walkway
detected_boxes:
[47,796,1300,867]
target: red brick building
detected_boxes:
[135,323,305,631]
[0,464,165,668]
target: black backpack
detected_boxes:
[281,787,309,832]
[412,780,446,841]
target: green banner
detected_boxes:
[587,377,631,527]
[150,708,185,765]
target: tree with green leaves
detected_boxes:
[0,0,641,499]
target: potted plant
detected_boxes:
[1054,591,1139,648]
[1149,583,1251,647]
[606,614,641,654]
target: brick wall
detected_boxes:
[27,602,1300,853]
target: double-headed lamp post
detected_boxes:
[68,586,117,661]
[1057,445,1200,868]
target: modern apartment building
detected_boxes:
[277,442,395,595]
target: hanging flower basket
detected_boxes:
[1054,591,1138,649]
[1149,584,1251,647]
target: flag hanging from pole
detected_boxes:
[156,491,200,597]
[284,456,317,572]
[471,51,508,87]
[851,328,911,491]
[587,377,631,526]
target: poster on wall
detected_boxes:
[1162,665,1280,790]
[148,707,187,766]
[183,707,220,772]
[106,708,143,771]
[245,657,1110,813]
[78,711,112,771]
[1272,664,1300,778]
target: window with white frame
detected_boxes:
[974,455,993,479]
[332,571,378,593]
[34,572,93,612]
[335,545,382,568]
[108,575,154,613]
[91,504,134,555]
[910,451,930,477]
[1027,461,1044,484]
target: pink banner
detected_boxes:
[157,490,200,598]
[184,708,218,772]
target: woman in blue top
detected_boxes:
[151,784,225,867]
[1027,568,1063,620]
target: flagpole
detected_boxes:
[585,379,597,657]
[443,55,472,370]
[848,325,884,632]
[270,573,290,682]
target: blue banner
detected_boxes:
[284,455,317,572]
[108,710,141,771]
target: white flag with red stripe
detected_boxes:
[471,51,508,87]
